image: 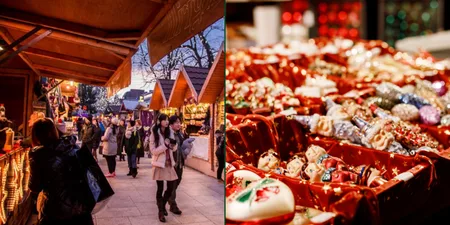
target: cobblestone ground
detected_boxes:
[28,155,225,225]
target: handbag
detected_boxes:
[76,145,114,213]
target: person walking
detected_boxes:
[215,125,225,181]
[91,118,102,162]
[168,115,194,215]
[150,114,178,222]
[29,118,94,225]
[135,119,145,164]
[123,120,139,177]
[80,116,94,151]
[117,119,126,161]
[102,118,119,177]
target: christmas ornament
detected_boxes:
[353,116,395,151]
[294,114,334,137]
[383,120,439,150]
[325,98,352,121]
[415,80,445,110]
[226,170,262,197]
[432,80,447,96]
[285,154,306,178]
[398,93,430,109]
[419,105,440,125]
[391,104,420,121]
[376,82,404,102]
[363,96,396,110]
[440,115,450,126]
[257,149,281,173]
[226,178,295,224]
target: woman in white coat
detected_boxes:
[150,114,178,223]
[101,117,119,177]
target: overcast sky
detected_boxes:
[116,18,224,97]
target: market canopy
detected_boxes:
[149,79,175,110]
[198,44,224,103]
[0,0,224,96]
[168,65,209,107]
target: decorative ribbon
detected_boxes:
[414,153,437,188]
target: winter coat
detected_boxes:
[116,125,126,155]
[92,125,102,149]
[123,127,139,155]
[215,135,225,157]
[136,126,145,157]
[29,135,93,223]
[171,128,186,168]
[81,123,94,148]
[101,125,119,156]
[150,128,177,168]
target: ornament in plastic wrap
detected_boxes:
[226,169,262,197]
[370,105,400,123]
[440,115,450,126]
[333,120,363,144]
[432,81,447,96]
[384,120,439,150]
[226,178,295,224]
[415,81,445,111]
[344,102,373,122]
[285,154,305,178]
[398,93,430,109]
[391,104,420,121]
[294,114,334,137]
[375,82,403,102]
[419,105,440,125]
[401,84,415,94]
[325,98,352,121]
[257,149,281,173]
[353,116,395,151]
[363,97,395,110]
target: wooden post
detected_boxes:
[210,103,215,171]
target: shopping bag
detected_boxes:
[76,145,114,213]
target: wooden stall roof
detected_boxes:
[168,67,194,108]
[149,79,175,110]
[198,44,224,103]
[0,0,224,96]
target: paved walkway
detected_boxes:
[28,156,225,225]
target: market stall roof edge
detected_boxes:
[198,44,225,104]
[149,79,175,110]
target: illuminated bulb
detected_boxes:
[70,81,74,86]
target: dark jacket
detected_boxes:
[123,129,139,155]
[81,123,94,148]
[173,130,186,168]
[116,125,126,155]
[29,136,93,224]
[92,125,102,149]
[215,135,225,157]
[136,127,145,157]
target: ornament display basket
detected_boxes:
[226,113,447,225]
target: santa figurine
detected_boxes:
[352,116,396,151]
[305,145,348,171]
[285,154,306,178]
[257,149,284,174]
[226,178,296,224]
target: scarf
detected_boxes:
[125,126,135,139]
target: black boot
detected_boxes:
[127,168,132,176]
[132,168,138,178]
[170,203,182,215]
[157,199,166,222]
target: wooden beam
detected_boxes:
[0,26,41,58]
[105,50,126,60]
[23,47,117,72]
[0,7,137,50]
[0,29,52,66]
[34,64,109,83]
[0,28,41,76]
[105,32,141,41]
[41,72,105,86]
[148,0,168,3]
[0,18,133,55]
[106,0,176,87]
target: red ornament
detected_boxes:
[328,11,337,22]
[349,28,359,38]
[318,3,327,12]
[293,12,302,22]
[338,28,348,37]
[282,12,292,23]
[328,28,337,37]
[338,11,348,21]
[319,25,328,36]
[318,14,328,24]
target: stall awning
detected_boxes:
[0,0,224,96]
[198,44,224,103]
[149,79,175,110]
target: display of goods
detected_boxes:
[225,38,450,225]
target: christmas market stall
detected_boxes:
[197,46,225,177]
[167,65,213,175]
[225,38,450,225]
[149,79,178,117]
[0,0,224,224]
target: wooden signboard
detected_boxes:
[147,0,224,65]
